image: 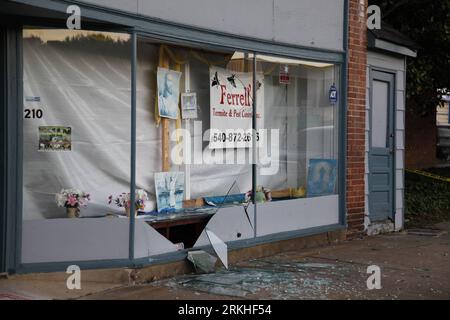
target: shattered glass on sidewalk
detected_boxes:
[153,256,368,300]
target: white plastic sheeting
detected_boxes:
[21,31,340,264]
[23,36,133,219]
[21,33,252,263]
[23,34,338,220]
[137,50,253,202]
[22,35,253,220]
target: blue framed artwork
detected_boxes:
[157,67,182,120]
[307,159,337,197]
[155,171,184,212]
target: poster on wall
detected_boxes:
[279,65,290,85]
[209,66,264,149]
[157,67,182,119]
[307,159,337,197]
[181,92,198,119]
[38,126,72,152]
[155,171,185,212]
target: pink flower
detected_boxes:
[67,194,78,207]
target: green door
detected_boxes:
[369,70,395,222]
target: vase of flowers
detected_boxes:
[67,207,78,218]
[108,189,148,217]
[55,189,91,218]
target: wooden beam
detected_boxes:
[160,48,170,172]
[161,118,170,172]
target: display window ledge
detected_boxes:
[21,195,339,266]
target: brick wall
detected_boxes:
[405,108,437,169]
[346,0,367,239]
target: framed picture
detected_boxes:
[157,67,182,119]
[307,159,337,197]
[181,92,198,119]
[154,171,185,212]
[38,126,72,152]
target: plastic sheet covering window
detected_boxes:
[20,29,341,264]
[136,41,253,206]
[22,30,134,220]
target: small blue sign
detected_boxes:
[329,84,338,105]
[25,96,41,102]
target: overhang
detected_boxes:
[368,22,418,58]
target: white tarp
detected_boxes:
[22,35,253,220]
[23,36,134,219]
[22,32,337,222]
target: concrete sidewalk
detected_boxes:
[1,222,449,300]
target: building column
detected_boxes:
[346,0,368,239]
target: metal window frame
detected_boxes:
[1,25,23,274]
[0,26,6,274]
[2,0,349,274]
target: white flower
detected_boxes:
[55,193,66,207]
[136,189,148,201]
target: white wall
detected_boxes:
[79,0,345,52]
[22,219,178,263]
[366,51,406,231]
[256,195,340,236]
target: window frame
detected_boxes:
[8,7,348,274]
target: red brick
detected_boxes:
[346,0,367,236]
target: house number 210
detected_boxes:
[24,108,43,119]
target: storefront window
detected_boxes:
[20,29,342,265]
[255,54,340,201]
[21,29,132,263]
[135,38,253,248]
[253,54,341,236]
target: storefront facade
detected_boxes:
[1,0,376,275]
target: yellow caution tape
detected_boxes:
[405,169,450,183]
